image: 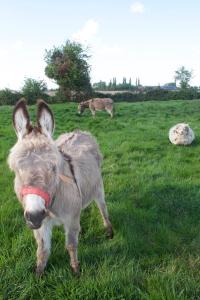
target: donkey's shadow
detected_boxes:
[74,183,200,269]
[43,182,200,274]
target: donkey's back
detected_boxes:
[55,130,102,167]
[92,97,113,107]
[55,130,103,208]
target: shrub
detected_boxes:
[0,89,22,106]
[21,78,49,104]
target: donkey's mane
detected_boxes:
[80,100,91,106]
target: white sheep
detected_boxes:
[169,123,195,145]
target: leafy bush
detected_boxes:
[21,78,49,104]
[0,89,22,106]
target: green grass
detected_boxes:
[1,100,200,299]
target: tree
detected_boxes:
[136,77,140,87]
[22,78,47,104]
[108,79,112,90]
[92,81,107,91]
[129,78,132,89]
[44,40,92,101]
[175,66,192,89]
[112,77,117,90]
[123,77,126,85]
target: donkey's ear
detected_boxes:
[37,99,54,138]
[13,98,31,139]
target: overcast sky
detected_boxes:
[0,0,200,90]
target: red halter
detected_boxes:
[21,186,51,208]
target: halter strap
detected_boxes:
[21,186,51,208]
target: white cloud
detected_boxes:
[130,2,144,14]
[72,19,99,43]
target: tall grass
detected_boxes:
[1,100,200,299]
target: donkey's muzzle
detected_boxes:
[24,210,46,229]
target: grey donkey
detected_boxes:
[8,99,113,276]
[78,98,114,118]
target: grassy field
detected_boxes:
[1,100,200,299]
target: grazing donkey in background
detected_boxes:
[8,99,113,276]
[78,98,114,118]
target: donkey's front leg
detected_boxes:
[90,108,96,117]
[33,220,52,276]
[64,217,81,274]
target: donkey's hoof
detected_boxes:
[35,266,44,277]
[106,226,114,239]
[71,262,80,276]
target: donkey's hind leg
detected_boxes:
[94,184,113,239]
[106,108,113,118]
[109,109,114,118]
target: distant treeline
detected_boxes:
[93,77,141,91]
[95,87,200,102]
[1,87,200,106]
